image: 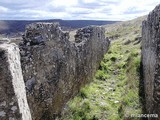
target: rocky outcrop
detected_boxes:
[18,23,110,119]
[142,4,160,118]
[0,42,31,120]
[0,23,109,120]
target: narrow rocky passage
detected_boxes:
[61,16,144,120]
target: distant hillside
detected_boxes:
[0,19,118,35]
[104,16,147,40]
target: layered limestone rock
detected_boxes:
[20,23,110,119]
[0,42,31,120]
[142,4,160,118]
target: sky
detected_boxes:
[0,0,159,21]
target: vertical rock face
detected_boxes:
[20,23,110,119]
[142,4,160,117]
[0,43,31,120]
[0,23,109,120]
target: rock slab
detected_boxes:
[20,23,110,119]
[0,43,31,120]
[142,4,160,118]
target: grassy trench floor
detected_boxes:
[61,40,142,120]
[61,17,145,120]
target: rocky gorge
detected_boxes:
[1,3,160,120]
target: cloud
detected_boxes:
[19,9,70,19]
[50,0,78,7]
[0,0,159,20]
[0,6,9,13]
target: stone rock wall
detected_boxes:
[19,23,110,119]
[0,43,31,120]
[142,4,160,118]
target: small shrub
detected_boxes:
[110,56,117,62]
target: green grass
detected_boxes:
[61,17,144,120]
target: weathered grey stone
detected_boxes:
[142,4,160,119]
[20,23,110,119]
[0,43,32,120]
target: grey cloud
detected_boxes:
[76,0,105,9]
[76,0,119,9]
[0,0,159,20]
[0,9,40,20]
[0,0,57,19]
[46,6,66,12]
[0,0,50,10]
